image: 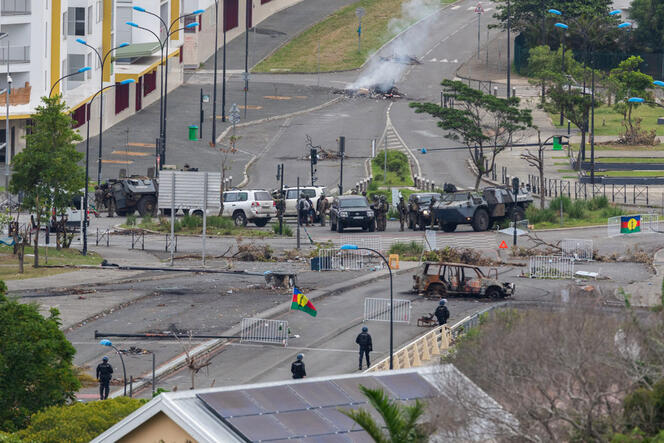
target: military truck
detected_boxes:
[106,177,158,217]
[432,186,532,232]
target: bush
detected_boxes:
[125,215,137,226]
[271,222,293,237]
[568,200,587,219]
[588,195,609,210]
[389,241,424,257]
[526,206,558,224]
[206,216,234,230]
[176,214,203,230]
[549,196,572,213]
[15,397,146,443]
[601,206,624,218]
[140,215,152,226]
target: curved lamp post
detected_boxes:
[340,244,394,369]
[82,79,135,256]
[75,39,129,185]
[100,338,128,396]
[49,67,91,98]
[549,16,569,126]
[547,9,631,184]
[133,6,203,169]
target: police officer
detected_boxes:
[291,353,306,379]
[397,195,407,232]
[317,193,330,227]
[96,356,114,400]
[377,195,388,231]
[429,197,437,230]
[435,299,450,326]
[356,326,373,370]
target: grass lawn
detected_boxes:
[595,157,664,163]
[551,105,664,137]
[124,215,275,238]
[0,245,102,280]
[527,196,633,230]
[557,169,575,173]
[254,0,454,73]
[598,171,664,177]
[570,143,664,155]
[371,150,414,187]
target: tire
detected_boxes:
[408,213,416,230]
[191,210,204,217]
[116,210,129,217]
[137,195,158,217]
[426,284,446,299]
[330,218,337,231]
[471,208,490,232]
[442,223,457,233]
[510,206,526,222]
[254,218,268,227]
[485,286,504,299]
[162,209,171,217]
[337,220,344,233]
[233,211,248,227]
[418,215,426,231]
[368,220,376,232]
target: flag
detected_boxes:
[291,287,317,317]
[620,215,641,234]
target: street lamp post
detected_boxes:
[82,80,135,256]
[100,339,128,396]
[212,0,219,143]
[548,11,568,126]
[76,39,130,185]
[49,67,92,98]
[340,244,394,370]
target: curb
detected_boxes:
[110,262,420,398]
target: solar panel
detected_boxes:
[271,431,374,443]
[316,406,361,431]
[245,385,308,412]
[274,410,339,436]
[197,391,264,418]
[375,373,437,400]
[331,376,393,403]
[227,414,292,441]
[289,381,353,408]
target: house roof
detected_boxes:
[114,42,161,59]
[92,365,513,443]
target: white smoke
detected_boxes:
[349,0,441,90]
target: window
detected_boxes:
[286,190,298,199]
[237,192,248,201]
[86,53,92,79]
[71,105,87,129]
[62,11,67,40]
[223,192,238,203]
[88,6,93,34]
[184,15,197,33]
[67,54,85,81]
[68,7,86,36]
[143,70,156,96]
[254,191,271,201]
[223,0,239,31]
[96,1,102,22]
[115,81,130,114]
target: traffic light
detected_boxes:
[310,148,317,165]
[512,177,520,196]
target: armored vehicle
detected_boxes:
[433,186,532,232]
[108,177,158,217]
[413,262,515,298]
[407,193,441,231]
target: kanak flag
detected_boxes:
[291,287,317,317]
[620,215,641,234]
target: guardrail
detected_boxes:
[0,46,30,64]
[365,304,504,372]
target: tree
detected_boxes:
[609,56,656,145]
[340,385,430,442]
[521,130,556,209]
[9,95,84,268]
[410,80,532,190]
[11,397,145,443]
[629,0,664,53]
[0,282,80,431]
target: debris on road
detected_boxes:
[379,54,421,65]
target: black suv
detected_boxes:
[330,196,375,233]
[407,193,441,231]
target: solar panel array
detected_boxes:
[197,373,438,442]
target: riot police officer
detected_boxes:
[291,353,306,379]
[356,326,373,370]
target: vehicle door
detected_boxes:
[465,267,484,294]
[330,198,339,222]
[285,189,300,216]
[222,192,238,217]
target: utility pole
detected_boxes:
[244,0,250,120]
[310,146,317,186]
[338,136,345,195]
[506,0,511,98]
[296,177,300,249]
[277,164,284,235]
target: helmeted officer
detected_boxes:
[435,299,450,326]
[291,353,307,379]
[96,356,114,400]
[397,195,408,231]
[355,326,373,370]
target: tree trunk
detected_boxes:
[474,172,482,191]
[539,168,546,210]
[33,224,40,268]
[576,130,586,170]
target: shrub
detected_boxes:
[568,200,587,219]
[15,397,146,443]
[140,215,152,226]
[206,216,234,230]
[125,215,136,226]
[389,241,424,257]
[549,196,572,213]
[588,195,609,210]
[601,206,624,218]
[526,206,557,224]
[271,222,293,237]
[177,214,203,230]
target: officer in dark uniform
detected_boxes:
[355,326,373,370]
[435,299,450,326]
[397,195,408,231]
[96,356,114,400]
[291,353,306,379]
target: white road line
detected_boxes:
[451,5,460,10]
[230,343,358,353]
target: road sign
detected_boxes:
[242,72,250,81]
[230,103,241,124]
[356,7,365,17]
[499,240,508,249]
[474,3,484,13]
[202,94,210,103]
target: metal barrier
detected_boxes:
[317,248,364,271]
[239,318,289,346]
[96,228,110,246]
[131,231,144,250]
[363,297,411,323]
[335,235,383,254]
[528,256,574,279]
[366,304,504,372]
[608,213,660,237]
[424,229,436,251]
[561,239,593,261]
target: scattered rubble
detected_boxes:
[379,54,421,65]
[334,84,405,100]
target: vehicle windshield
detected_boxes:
[340,198,368,208]
[416,194,438,204]
[441,193,471,202]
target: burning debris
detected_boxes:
[379,54,421,65]
[335,84,405,100]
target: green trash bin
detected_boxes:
[552,136,562,150]
[188,125,198,141]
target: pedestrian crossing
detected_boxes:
[379,123,409,156]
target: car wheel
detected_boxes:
[408,213,416,230]
[368,220,376,232]
[471,208,490,232]
[233,211,248,227]
[137,195,158,217]
[337,221,344,233]
[485,286,504,299]
[254,218,268,227]
[191,210,203,217]
[509,206,526,222]
[426,284,446,299]
[442,223,457,233]
[330,216,336,231]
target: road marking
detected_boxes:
[101,159,133,164]
[127,142,156,148]
[451,5,460,9]
[294,95,308,99]
[263,95,291,100]
[441,58,448,62]
[230,343,358,353]
[466,6,475,10]
[239,105,263,110]
[110,150,149,156]
[429,58,437,62]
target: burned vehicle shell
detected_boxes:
[413,262,515,299]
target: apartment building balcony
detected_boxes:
[1,0,30,15]
[0,46,29,64]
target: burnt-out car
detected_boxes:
[413,262,515,299]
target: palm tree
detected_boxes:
[340,385,430,442]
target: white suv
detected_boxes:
[282,186,331,218]
[222,190,276,227]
